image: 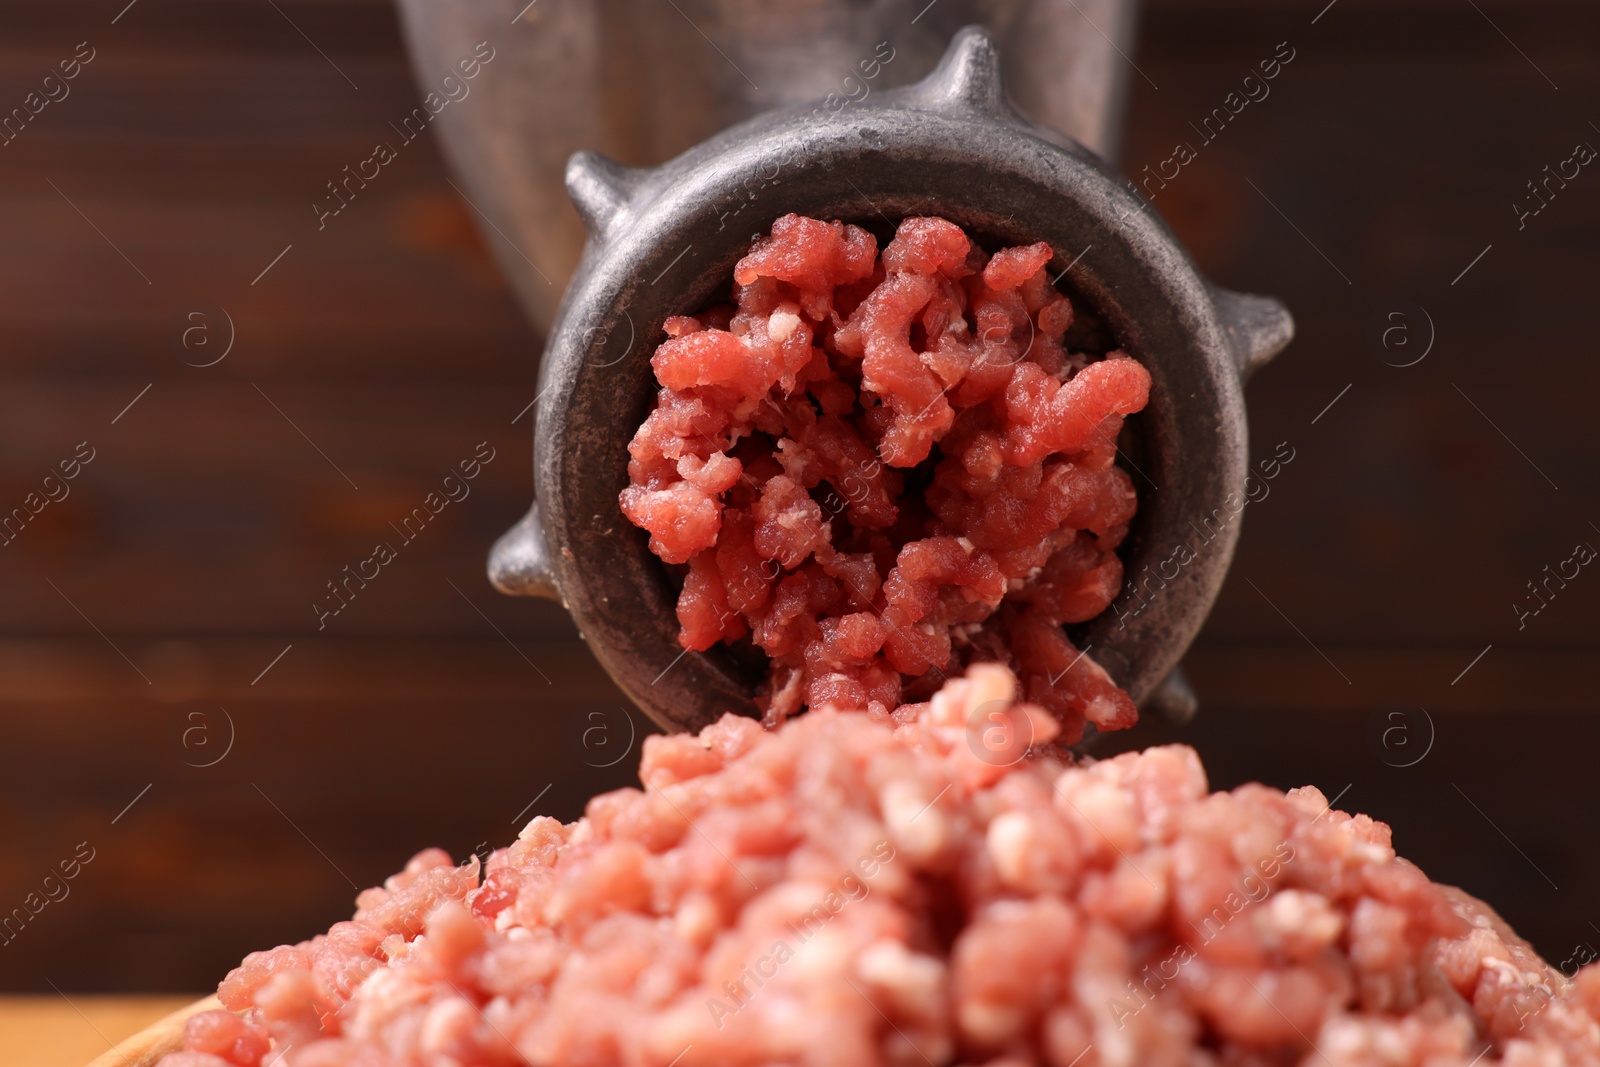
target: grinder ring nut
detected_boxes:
[488,27,1292,735]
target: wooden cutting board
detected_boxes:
[81,997,219,1067]
[0,995,218,1067]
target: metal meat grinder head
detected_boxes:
[486,27,1292,736]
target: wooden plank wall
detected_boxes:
[0,0,1596,991]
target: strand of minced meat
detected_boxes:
[620,214,1149,741]
[160,664,1600,1067]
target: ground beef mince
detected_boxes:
[620,214,1152,739]
[620,214,1151,739]
[159,664,1600,1067]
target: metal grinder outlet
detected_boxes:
[488,27,1292,736]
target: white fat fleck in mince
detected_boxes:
[768,306,801,342]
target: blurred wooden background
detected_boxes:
[0,0,1596,993]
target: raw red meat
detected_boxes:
[621,214,1150,741]
[159,665,1600,1067]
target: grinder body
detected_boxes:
[486,29,1291,734]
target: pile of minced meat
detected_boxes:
[161,664,1598,1067]
[157,218,1600,1067]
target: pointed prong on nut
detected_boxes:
[1209,286,1295,382]
[1143,665,1199,726]
[910,25,1010,118]
[565,151,646,239]
[488,500,561,601]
